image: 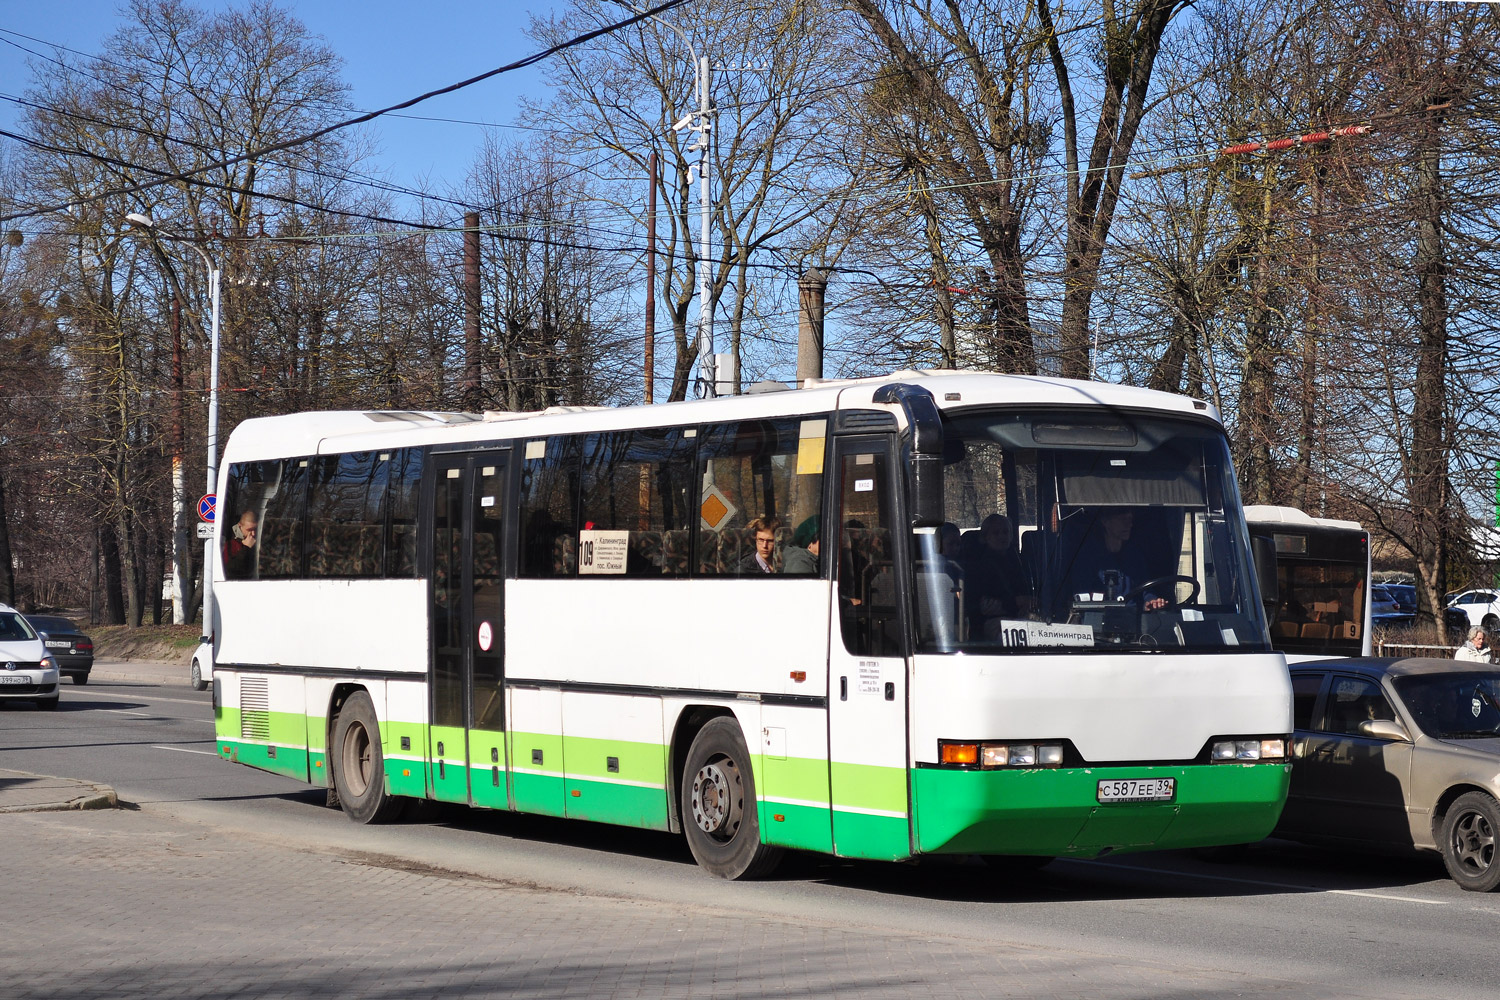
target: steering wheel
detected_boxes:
[1123,574,1201,608]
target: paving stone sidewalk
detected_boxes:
[2,807,1430,1000]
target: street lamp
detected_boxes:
[123,213,222,635]
[615,2,716,397]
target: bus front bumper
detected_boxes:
[911,762,1290,858]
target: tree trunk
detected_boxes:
[1408,116,1451,641]
[0,470,14,606]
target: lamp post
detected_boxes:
[124,213,222,634]
[616,2,716,397]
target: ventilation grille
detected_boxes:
[240,675,271,741]
[834,409,897,433]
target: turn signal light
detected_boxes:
[940,742,978,765]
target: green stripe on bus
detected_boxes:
[511,768,566,817]
[559,733,667,784]
[911,762,1290,857]
[832,810,912,861]
[757,799,834,854]
[217,739,310,783]
[754,753,832,805]
[829,760,909,814]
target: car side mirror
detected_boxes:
[1358,718,1411,743]
[36,631,49,642]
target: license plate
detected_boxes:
[45,641,69,649]
[1097,777,1175,803]
[0,675,29,684]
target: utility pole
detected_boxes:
[677,55,715,397]
[169,296,190,624]
[645,152,657,404]
[463,211,482,411]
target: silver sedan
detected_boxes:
[1277,657,1500,891]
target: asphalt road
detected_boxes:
[2,669,1497,999]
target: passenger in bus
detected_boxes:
[782,516,819,575]
[740,516,780,574]
[1064,509,1167,612]
[223,511,258,580]
[963,514,1033,636]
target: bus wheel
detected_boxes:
[331,691,405,824]
[681,717,783,879]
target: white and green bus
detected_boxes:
[210,370,1291,878]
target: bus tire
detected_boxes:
[331,691,405,824]
[681,716,783,879]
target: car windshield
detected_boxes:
[912,409,1269,653]
[1392,671,1500,739]
[0,612,38,642]
[29,617,72,632]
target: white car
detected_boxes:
[1446,590,1500,632]
[0,603,61,710]
[191,636,215,691]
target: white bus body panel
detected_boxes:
[908,651,1293,764]
[214,579,427,674]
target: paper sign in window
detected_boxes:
[578,529,629,574]
[796,419,827,475]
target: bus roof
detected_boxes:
[220,369,1223,464]
[1243,505,1364,532]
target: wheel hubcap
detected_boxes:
[342,722,372,797]
[1451,809,1495,875]
[690,757,741,840]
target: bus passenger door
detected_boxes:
[827,435,912,860]
[429,451,510,808]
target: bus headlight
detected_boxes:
[1210,738,1287,762]
[941,741,1066,768]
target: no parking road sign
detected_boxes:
[198,493,217,523]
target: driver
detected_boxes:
[1067,509,1168,612]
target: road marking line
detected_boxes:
[66,690,208,707]
[101,709,154,717]
[152,745,219,756]
[1076,859,1449,905]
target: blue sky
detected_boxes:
[0,0,569,201]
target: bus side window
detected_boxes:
[696,417,825,577]
[519,436,581,578]
[578,428,694,577]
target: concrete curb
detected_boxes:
[0,769,120,814]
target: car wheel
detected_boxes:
[191,660,207,692]
[1484,614,1500,632]
[71,673,88,686]
[1441,791,1500,892]
[331,691,405,824]
[681,716,783,879]
[36,696,59,711]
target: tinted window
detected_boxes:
[697,417,826,577]
[306,452,386,579]
[578,428,695,577]
[838,445,902,656]
[1290,673,1324,730]
[1392,671,1500,739]
[518,436,581,578]
[1323,676,1395,736]
[223,459,298,580]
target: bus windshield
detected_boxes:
[913,409,1269,654]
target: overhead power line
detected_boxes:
[0,0,693,225]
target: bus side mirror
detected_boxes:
[1251,535,1278,607]
[909,453,945,528]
